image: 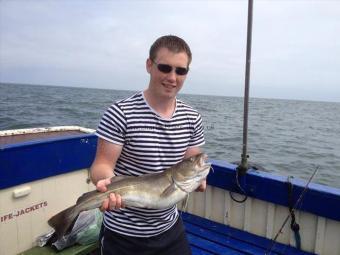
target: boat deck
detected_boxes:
[21,212,315,255]
[182,212,315,255]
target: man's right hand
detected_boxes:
[96,178,124,211]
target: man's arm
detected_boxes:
[184,147,207,192]
[90,138,124,210]
[90,138,123,184]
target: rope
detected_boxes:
[229,168,248,203]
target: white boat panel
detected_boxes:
[249,198,267,237]
[224,190,231,225]
[0,169,94,255]
[244,198,252,232]
[323,219,340,255]
[204,185,212,219]
[315,216,326,254]
[273,204,292,245]
[266,203,276,239]
[229,193,246,230]
[210,186,225,223]
[186,185,340,255]
[300,212,317,252]
[192,189,206,218]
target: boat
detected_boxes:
[1,126,339,255]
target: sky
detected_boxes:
[0,0,340,102]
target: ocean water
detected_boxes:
[1,83,340,188]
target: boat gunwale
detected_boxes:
[208,159,340,222]
[0,126,95,137]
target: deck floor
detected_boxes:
[182,213,315,255]
[22,213,316,255]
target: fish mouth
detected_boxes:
[198,153,210,168]
[198,154,212,176]
[197,163,212,180]
[202,163,212,172]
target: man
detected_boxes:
[90,35,205,255]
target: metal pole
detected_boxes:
[239,0,253,174]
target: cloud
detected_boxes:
[0,0,339,102]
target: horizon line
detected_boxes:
[1,81,339,104]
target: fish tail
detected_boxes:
[48,204,80,239]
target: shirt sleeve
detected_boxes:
[95,103,127,145]
[188,112,205,148]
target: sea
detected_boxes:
[1,83,339,189]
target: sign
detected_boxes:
[1,201,48,223]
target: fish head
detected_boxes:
[172,153,212,192]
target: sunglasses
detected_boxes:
[152,60,189,76]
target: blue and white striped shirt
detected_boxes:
[96,91,205,237]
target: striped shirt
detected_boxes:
[95,91,205,237]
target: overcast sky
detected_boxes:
[1,0,339,102]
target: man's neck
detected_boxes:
[143,89,176,119]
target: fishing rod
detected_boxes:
[264,166,319,255]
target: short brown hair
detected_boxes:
[149,35,192,66]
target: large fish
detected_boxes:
[48,153,211,238]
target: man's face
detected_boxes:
[146,47,189,99]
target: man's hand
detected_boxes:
[96,177,124,211]
[195,179,207,192]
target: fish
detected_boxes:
[48,153,211,238]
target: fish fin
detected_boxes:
[160,183,177,197]
[109,175,128,183]
[76,175,134,205]
[48,204,79,239]
[76,176,129,204]
[76,189,98,204]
